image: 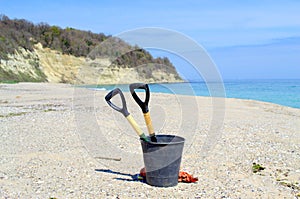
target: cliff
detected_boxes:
[0,15,183,84]
[0,43,182,84]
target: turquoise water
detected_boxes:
[90,79,300,109]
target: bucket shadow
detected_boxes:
[95,169,146,183]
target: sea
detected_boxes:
[88,79,300,109]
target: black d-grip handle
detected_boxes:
[129,83,150,113]
[105,88,129,117]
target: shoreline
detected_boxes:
[2,81,299,110]
[80,81,300,110]
[1,83,300,198]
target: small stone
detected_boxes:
[36,180,44,184]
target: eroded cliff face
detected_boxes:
[33,43,84,84]
[0,43,183,84]
[0,45,46,82]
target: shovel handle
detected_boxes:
[105,88,129,117]
[130,83,156,140]
[105,88,149,142]
[129,83,150,113]
[126,114,148,141]
[143,112,155,137]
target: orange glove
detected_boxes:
[178,171,198,183]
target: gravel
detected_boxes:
[0,83,299,198]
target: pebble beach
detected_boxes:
[0,83,300,198]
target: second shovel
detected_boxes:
[130,83,157,142]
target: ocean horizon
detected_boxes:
[86,79,300,109]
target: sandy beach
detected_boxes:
[0,83,299,198]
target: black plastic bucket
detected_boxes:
[140,135,185,187]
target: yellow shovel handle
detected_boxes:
[126,114,148,141]
[143,112,155,137]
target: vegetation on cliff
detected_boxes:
[0,15,182,83]
[0,15,107,59]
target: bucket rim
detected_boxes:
[140,134,185,145]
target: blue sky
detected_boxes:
[1,0,300,80]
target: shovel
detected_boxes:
[129,83,157,142]
[105,88,149,142]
